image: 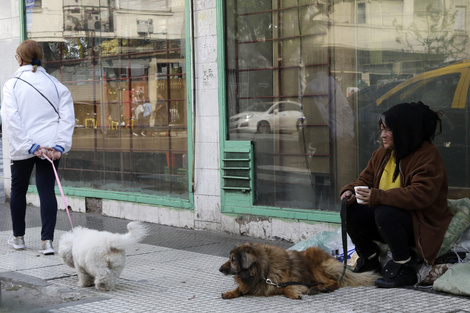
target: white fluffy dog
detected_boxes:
[59,221,148,291]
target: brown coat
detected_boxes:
[340,141,453,265]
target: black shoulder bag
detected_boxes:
[13,76,60,118]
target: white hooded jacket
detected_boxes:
[1,65,75,160]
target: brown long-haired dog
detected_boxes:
[219,242,380,299]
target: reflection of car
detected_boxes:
[348,80,405,110]
[229,101,302,133]
[356,59,470,193]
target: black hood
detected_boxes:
[380,101,441,181]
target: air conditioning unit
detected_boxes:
[137,19,153,35]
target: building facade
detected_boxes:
[1,0,470,242]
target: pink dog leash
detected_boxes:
[43,154,74,231]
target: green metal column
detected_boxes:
[19,0,26,41]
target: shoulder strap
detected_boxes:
[13,76,60,118]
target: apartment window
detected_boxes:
[357,3,366,24]
[414,0,443,16]
[455,6,466,32]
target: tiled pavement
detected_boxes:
[0,205,469,313]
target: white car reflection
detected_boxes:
[229,101,302,134]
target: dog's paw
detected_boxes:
[320,287,334,293]
[283,287,304,299]
[221,291,238,299]
[307,287,320,295]
[221,292,233,299]
[96,283,109,291]
[286,293,303,300]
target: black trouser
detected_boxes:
[346,202,415,262]
[10,157,59,241]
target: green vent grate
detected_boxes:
[221,143,253,193]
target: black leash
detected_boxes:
[339,197,349,281]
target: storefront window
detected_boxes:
[226,0,470,211]
[27,0,188,199]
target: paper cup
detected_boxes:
[354,186,369,204]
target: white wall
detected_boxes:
[0,0,21,197]
[192,0,222,231]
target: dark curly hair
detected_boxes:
[378,101,443,182]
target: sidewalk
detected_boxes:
[1,204,469,312]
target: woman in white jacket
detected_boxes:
[1,40,75,255]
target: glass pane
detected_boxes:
[27,0,188,199]
[226,1,470,211]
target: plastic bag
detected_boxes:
[453,226,470,253]
[288,228,356,265]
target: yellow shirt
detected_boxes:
[379,152,401,190]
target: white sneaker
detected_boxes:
[8,236,26,250]
[39,240,55,255]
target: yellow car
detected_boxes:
[377,59,470,109]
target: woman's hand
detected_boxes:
[340,190,356,205]
[34,147,61,160]
[355,187,371,205]
[34,147,51,158]
[46,149,62,160]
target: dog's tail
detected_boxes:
[110,221,148,251]
[58,230,76,268]
[324,258,381,287]
[125,221,148,243]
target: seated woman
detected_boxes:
[339,101,453,288]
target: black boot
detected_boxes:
[375,259,417,288]
[353,254,382,273]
